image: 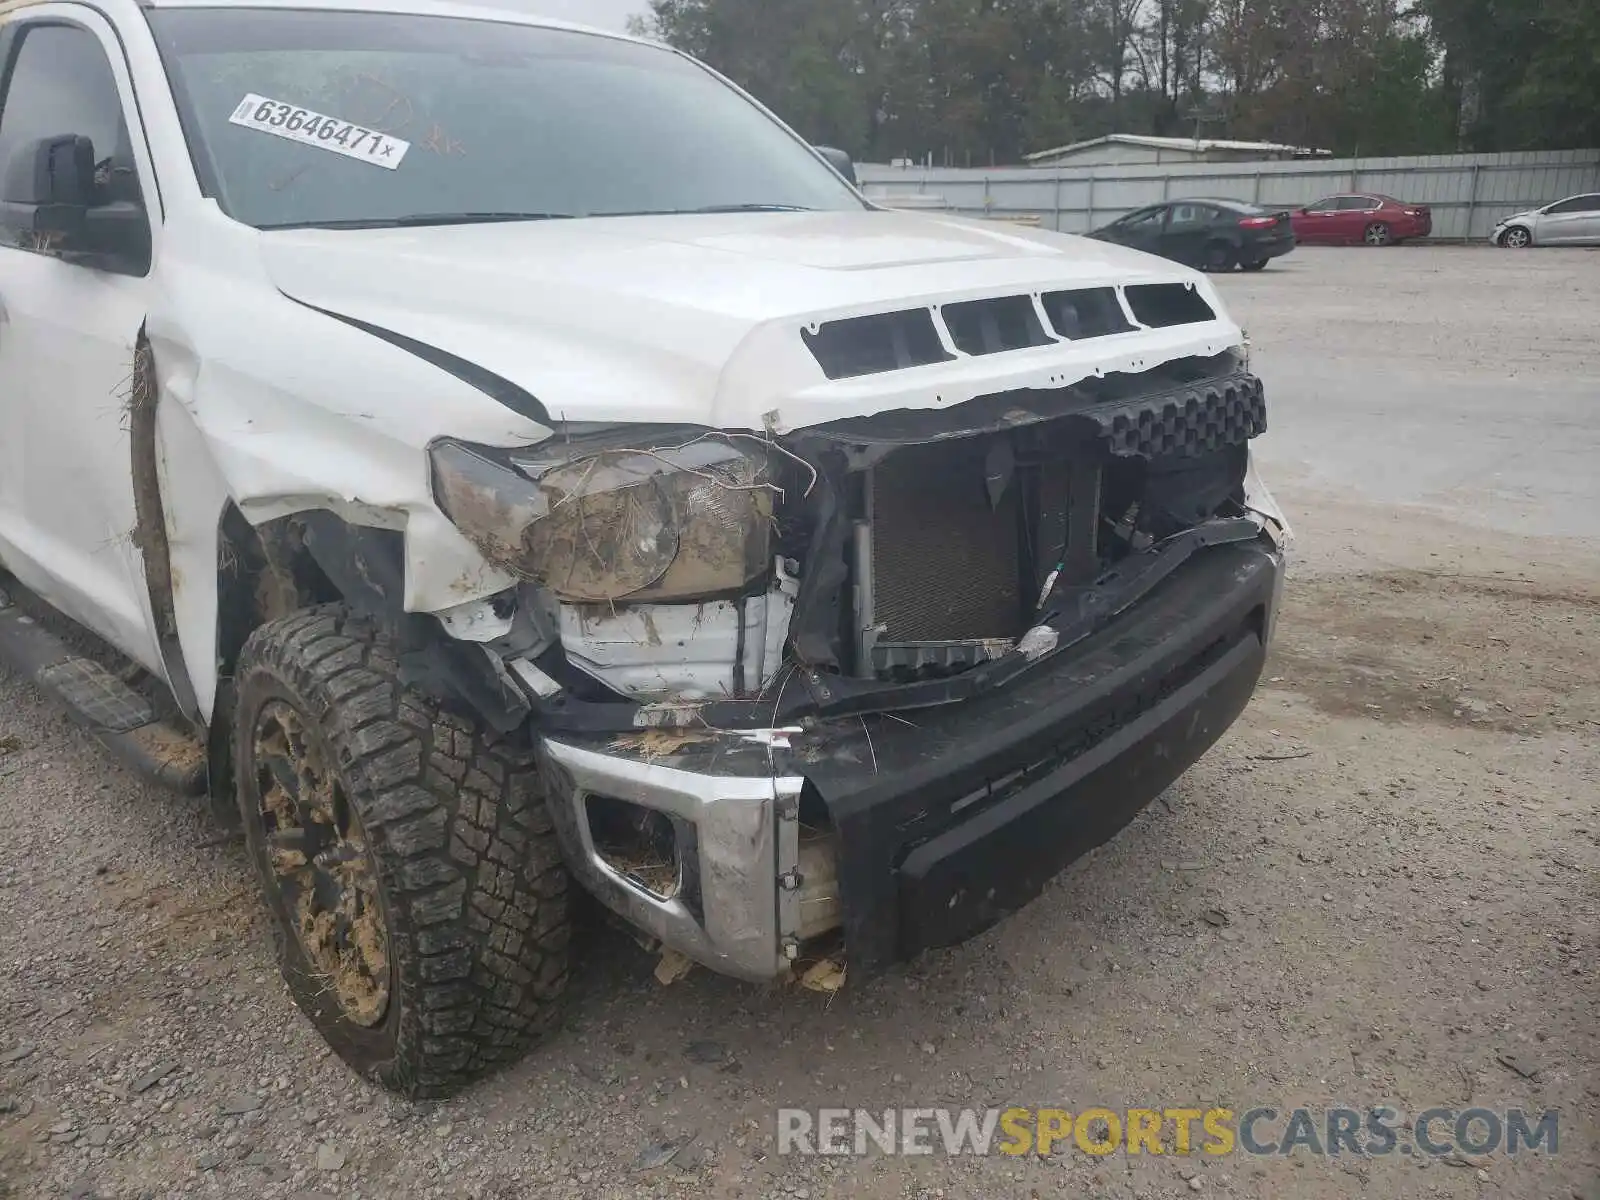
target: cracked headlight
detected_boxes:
[431,434,776,603]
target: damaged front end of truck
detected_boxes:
[417,280,1288,984]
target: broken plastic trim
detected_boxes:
[295,513,534,734]
[789,356,1251,448]
[530,517,1268,735]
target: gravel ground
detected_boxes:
[2,246,1597,1199]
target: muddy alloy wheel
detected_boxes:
[233,606,570,1097]
[1364,222,1392,247]
[251,700,392,1028]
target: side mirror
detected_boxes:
[815,145,857,187]
[2,133,95,241]
[1,133,148,268]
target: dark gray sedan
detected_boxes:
[1086,198,1297,272]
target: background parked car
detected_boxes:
[1492,193,1600,247]
[1290,194,1432,246]
[1086,198,1296,272]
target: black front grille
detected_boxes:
[1092,376,1267,458]
[870,440,1023,642]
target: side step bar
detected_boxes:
[0,580,208,795]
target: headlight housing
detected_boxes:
[431,432,777,604]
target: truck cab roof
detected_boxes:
[2,0,640,42]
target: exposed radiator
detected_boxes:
[841,372,1266,679]
[867,439,1023,645]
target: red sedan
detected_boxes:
[1290,194,1433,246]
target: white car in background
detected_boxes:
[1492,192,1600,247]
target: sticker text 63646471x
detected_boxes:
[228,93,411,170]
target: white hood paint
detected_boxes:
[257,210,1243,433]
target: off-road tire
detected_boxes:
[233,605,569,1097]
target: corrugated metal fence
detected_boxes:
[859,149,1600,241]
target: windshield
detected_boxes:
[148,8,866,229]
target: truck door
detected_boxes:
[0,10,169,676]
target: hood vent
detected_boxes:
[1041,287,1134,339]
[803,282,1219,380]
[1126,283,1216,329]
[803,310,953,380]
[942,295,1052,355]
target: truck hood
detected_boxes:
[257,209,1242,432]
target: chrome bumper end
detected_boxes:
[537,738,803,983]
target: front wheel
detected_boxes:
[1363,222,1393,247]
[1500,226,1532,248]
[1241,258,1269,272]
[233,606,570,1097]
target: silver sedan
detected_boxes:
[1492,193,1600,247]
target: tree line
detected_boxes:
[634,0,1600,165]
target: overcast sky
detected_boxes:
[482,0,648,31]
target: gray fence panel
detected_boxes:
[861,149,1600,242]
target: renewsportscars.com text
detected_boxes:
[777,1106,1560,1158]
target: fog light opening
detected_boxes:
[798,822,843,941]
[587,794,682,901]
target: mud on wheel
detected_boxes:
[233,606,569,1096]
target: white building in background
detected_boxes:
[1023,133,1331,168]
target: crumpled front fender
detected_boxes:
[143,273,552,721]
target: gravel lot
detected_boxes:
[2,246,1597,1200]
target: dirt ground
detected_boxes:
[1,246,1596,1200]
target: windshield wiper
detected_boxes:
[261,204,817,231]
[594,203,818,218]
[260,212,575,231]
[685,203,816,213]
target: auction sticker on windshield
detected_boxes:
[228,94,411,169]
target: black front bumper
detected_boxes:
[795,539,1282,975]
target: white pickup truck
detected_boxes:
[0,0,1288,1096]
